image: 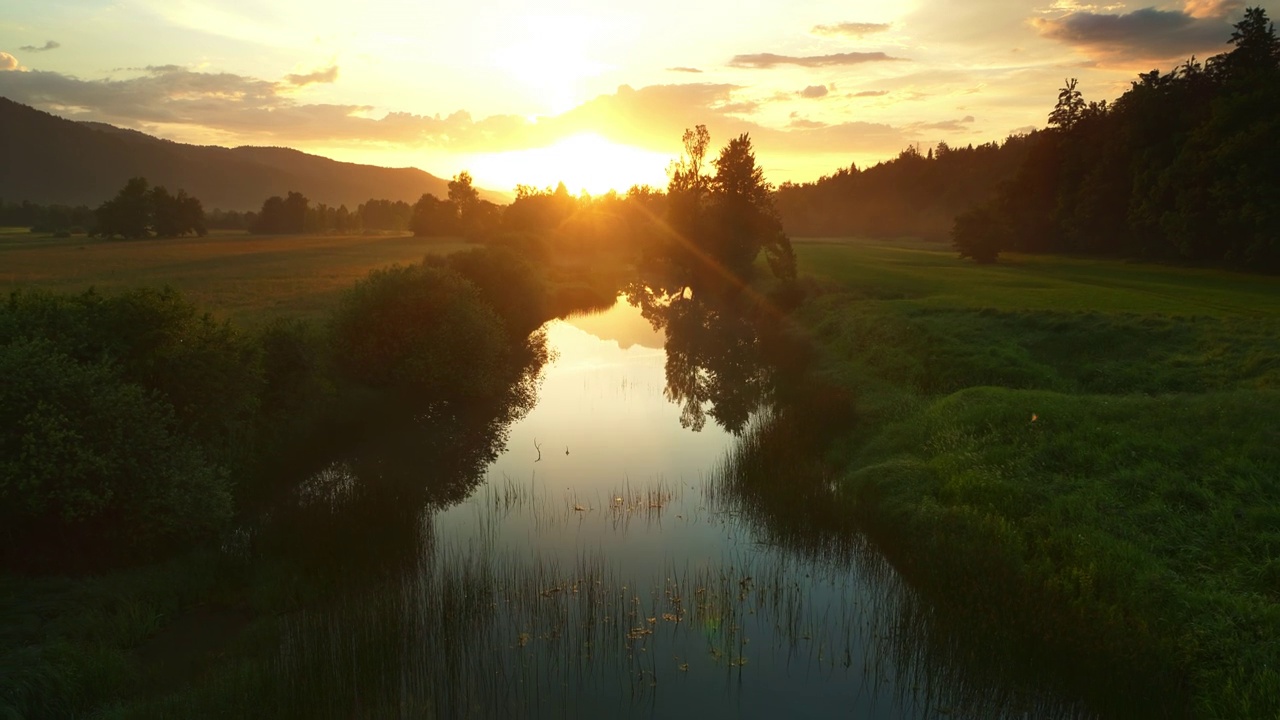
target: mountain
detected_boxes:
[0,98,507,210]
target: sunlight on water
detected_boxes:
[436,298,735,573]
[278,295,1095,719]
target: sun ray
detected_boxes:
[469,133,670,196]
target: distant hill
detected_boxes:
[0,98,507,211]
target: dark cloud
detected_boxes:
[715,101,760,114]
[1032,6,1237,61]
[789,117,828,129]
[666,66,703,73]
[811,22,891,38]
[284,65,339,86]
[798,84,829,99]
[853,89,888,97]
[729,52,906,69]
[19,40,60,53]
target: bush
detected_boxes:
[0,288,262,468]
[425,246,548,337]
[0,339,231,562]
[329,264,510,411]
[952,203,1005,264]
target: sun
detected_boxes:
[491,15,607,114]
[469,134,671,197]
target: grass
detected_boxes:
[793,238,1280,717]
[0,231,470,327]
[0,552,243,719]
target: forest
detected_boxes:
[780,9,1280,272]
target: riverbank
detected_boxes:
[793,238,1280,717]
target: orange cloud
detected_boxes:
[284,65,339,86]
[811,22,891,38]
[729,52,906,69]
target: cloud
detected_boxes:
[18,40,60,53]
[811,22,891,38]
[798,84,830,99]
[853,90,889,97]
[0,65,913,161]
[789,117,828,129]
[284,65,339,86]
[729,52,906,69]
[666,66,703,73]
[1032,5,1238,61]
[1183,0,1244,19]
[908,115,977,133]
[0,53,20,71]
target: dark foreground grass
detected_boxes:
[0,231,470,327]
[795,238,1280,718]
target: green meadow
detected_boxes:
[793,238,1280,717]
[5,231,1279,717]
[0,231,469,327]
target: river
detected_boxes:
[272,294,1094,718]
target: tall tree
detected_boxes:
[710,134,795,279]
[448,171,480,234]
[1048,78,1086,130]
[94,177,153,239]
[663,128,795,283]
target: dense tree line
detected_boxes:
[954,8,1279,270]
[0,199,94,234]
[776,137,1034,241]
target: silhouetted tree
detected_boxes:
[663,127,796,284]
[94,177,153,239]
[151,185,206,238]
[952,203,1005,264]
[949,7,1280,271]
[448,171,480,235]
[253,191,309,234]
[1048,78,1087,130]
[710,133,796,280]
[93,177,205,239]
[410,193,458,237]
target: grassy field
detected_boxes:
[793,238,1280,718]
[0,230,470,327]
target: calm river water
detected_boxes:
[276,295,1094,719]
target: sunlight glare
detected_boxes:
[469,133,671,196]
[492,15,606,114]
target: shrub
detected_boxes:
[0,339,231,562]
[952,203,1006,264]
[329,264,510,411]
[425,246,548,337]
[0,288,262,468]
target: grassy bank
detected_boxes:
[0,236,626,718]
[794,239,1280,717]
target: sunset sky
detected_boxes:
[1,0,1271,194]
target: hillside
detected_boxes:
[0,98,506,211]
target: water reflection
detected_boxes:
[624,283,773,434]
[263,295,1094,719]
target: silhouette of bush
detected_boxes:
[329,264,509,412]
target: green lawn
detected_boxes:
[796,238,1280,316]
[794,238,1280,718]
[0,232,470,327]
